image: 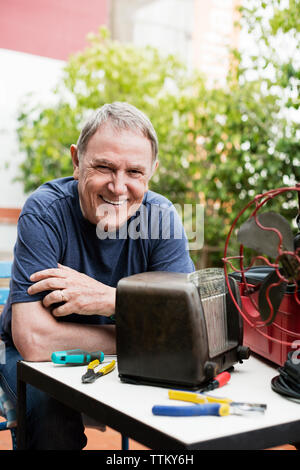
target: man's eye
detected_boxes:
[128,170,142,177]
[97,165,111,172]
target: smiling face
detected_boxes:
[71,123,157,230]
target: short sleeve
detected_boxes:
[10,213,62,304]
[148,203,195,273]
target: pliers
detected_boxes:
[152,390,267,417]
[81,359,116,384]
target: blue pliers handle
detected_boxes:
[152,403,229,417]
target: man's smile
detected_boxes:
[99,195,128,206]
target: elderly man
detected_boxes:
[0,102,194,449]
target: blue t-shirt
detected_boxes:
[0,177,194,345]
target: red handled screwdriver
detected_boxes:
[199,371,231,393]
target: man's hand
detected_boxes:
[27,264,116,318]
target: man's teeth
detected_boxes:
[100,196,127,205]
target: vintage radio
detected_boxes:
[116,269,249,390]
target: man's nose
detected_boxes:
[107,172,127,195]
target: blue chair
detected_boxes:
[0,261,129,450]
[0,261,17,449]
[0,386,17,449]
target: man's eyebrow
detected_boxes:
[92,157,147,172]
[92,157,114,165]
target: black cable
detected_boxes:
[271,352,300,401]
[271,374,300,400]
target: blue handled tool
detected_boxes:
[152,390,266,417]
[152,403,230,417]
[51,349,104,365]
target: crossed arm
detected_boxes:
[12,264,117,362]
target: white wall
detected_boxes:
[0,48,65,209]
[133,0,194,69]
[0,49,64,253]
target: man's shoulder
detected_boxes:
[143,190,173,209]
[20,177,77,218]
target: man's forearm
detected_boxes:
[36,322,117,362]
[12,301,116,362]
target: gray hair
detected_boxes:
[76,102,158,162]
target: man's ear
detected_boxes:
[151,159,159,176]
[70,144,79,180]
[146,160,159,192]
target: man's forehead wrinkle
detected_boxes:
[95,121,144,141]
[86,130,148,155]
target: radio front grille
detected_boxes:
[189,268,228,357]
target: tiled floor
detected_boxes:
[83,427,149,450]
[0,417,296,450]
[0,418,148,450]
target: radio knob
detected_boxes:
[237,346,251,362]
[204,361,218,379]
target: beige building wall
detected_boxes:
[109,0,240,84]
[109,0,194,68]
[193,0,240,86]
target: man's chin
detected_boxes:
[95,201,142,234]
